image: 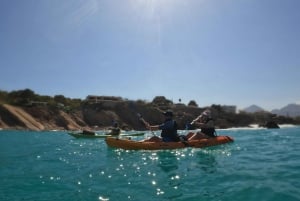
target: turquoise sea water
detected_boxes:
[1,127,300,201]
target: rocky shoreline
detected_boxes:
[1,100,298,131]
[1,89,299,131]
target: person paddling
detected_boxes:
[107,121,121,136]
[144,110,180,142]
[187,109,217,140]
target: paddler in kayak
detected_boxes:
[187,109,217,140]
[144,110,180,142]
[107,121,121,136]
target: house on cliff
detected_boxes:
[85,95,123,104]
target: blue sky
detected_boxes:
[1,0,299,111]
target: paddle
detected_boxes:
[137,113,156,136]
[185,114,200,130]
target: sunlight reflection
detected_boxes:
[156,188,165,195]
[98,196,109,201]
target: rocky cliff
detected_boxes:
[0,101,203,131]
[0,104,82,131]
[1,101,299,131]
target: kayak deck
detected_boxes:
[105,135,234,150]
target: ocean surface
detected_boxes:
[1,126,300,201]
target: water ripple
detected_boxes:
[1,128,300,201]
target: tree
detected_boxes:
[0,90,9,103]
[188,100,198,107]
[8,89,36,105]
[54,95,67,104]
[152,96,173,106]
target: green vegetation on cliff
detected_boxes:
[0,89,299,131]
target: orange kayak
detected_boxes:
[105,135,234,150]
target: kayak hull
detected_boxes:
[105,135,234,150]
[68,132,144,138]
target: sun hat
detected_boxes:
[200,109,211,118]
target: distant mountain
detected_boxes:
[271,104,300,117]
[243,105,265,113]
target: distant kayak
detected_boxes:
[105,135,234,150]
[68,131,145,138]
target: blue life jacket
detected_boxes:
[160,119,179,142]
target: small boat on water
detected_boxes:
[68,131,145,138]
[105,135,234,150]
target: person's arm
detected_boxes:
[194,120,214,128]
[146,123,160,131]
[194,121,205,128]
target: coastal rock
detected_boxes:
[0,101,299,131]
[263,121,280,129]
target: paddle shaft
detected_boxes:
[137,113,156,136]
[190,114,202,125]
